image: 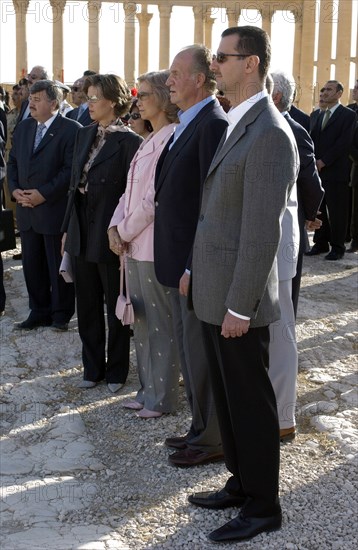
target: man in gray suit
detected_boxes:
[188,27,299,542]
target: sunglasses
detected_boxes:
[213,52,253,64]
[71,86,81,92]
[86,95,103,103]
[129,112,141,120]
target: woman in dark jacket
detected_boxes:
[62,74,142,392]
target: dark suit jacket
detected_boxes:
[63,123,142,264]
[289,105,310,133]
[154,99,228,288]
[7,114,81,234]
[0,109,7,142]
[284,113,324,253]
[310,104,356,183]
[66,106,93,127]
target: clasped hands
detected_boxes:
[13,188,45,208]
[107,226,129,255]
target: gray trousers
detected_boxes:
[127,259,180,413]
[169,289,222,453]
[269,278,298,429]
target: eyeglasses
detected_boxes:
[129,112,141,120]
[86,95,103,103]
[71,86,80,92]
[137,92,154,100]
[213,52,253,64]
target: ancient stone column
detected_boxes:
[297,0,316,113]
[50,0,66,81]
[335,0,353,105]
[261,5,272,37]
[13,0,29,80]
[204,12,216,50]
[226,7,238,28]
[316,0,334,90]
[193,5,204,44]
[158,5,172,69]
[292,7,303,87]
[123,2,136,87]
[136,6,153,75]
[87,0,101,73]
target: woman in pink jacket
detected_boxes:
[108,71,179,418]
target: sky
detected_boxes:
[0,1,356,88]
[0,1,298,84]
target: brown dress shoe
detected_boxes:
[280,427,296,443]
[168,447,224,467]
[165,434,189,450]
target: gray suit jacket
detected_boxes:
[192,96,299,327]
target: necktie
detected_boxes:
[33,123,46,151]
[77,104,84,121]
[321,109,331,130]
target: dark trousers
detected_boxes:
[74,256,130,384]
[202,322,281,518]
[21,228,75,323]
[0,253,5,312]
[313,180,350,254]
[291,251,303,318]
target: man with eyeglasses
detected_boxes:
[308,81,356,260]
[66,76,92,126]
[154,45,228,467]
[188,26,299,543]
[16,66,49,125]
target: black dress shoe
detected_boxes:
[51,321,69,331]
[165,434,189,450]
[188,488,246,509]
[15,317,52,330]
[208,511,282,542]
[168,447,224,467]
[305,244,329,256]
[325,251,344,261]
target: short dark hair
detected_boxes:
[137,70,179,123]
[222,26,271,80]
[30,80,63,107]
[83,73,132,117]
[327,80,344,93]
[18,77,28,86]
[12,84,21,91]
[180,45,217,94]
[83,70,97,76]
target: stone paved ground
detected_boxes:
[0,242,357,550]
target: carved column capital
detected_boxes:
[12,0,30,13]
[136,11,153,26]
[49,0,66,14]
[158,5,172,18]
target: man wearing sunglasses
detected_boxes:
[189,26,299,543]
[66,76,92,126]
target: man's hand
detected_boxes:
[306,216,323,231]
[17,189,46,208]
[108,226,128,255]
[179,271,190,296]
[316,159,325,172]
[221,312,250,338]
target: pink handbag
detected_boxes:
[115,255,134,325]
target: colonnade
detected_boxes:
[10,0,358,112]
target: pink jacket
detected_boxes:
[109,123,176,261]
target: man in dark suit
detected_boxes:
[66,76,93,126]
[154,45,228,467]
[289,104,310,132]
[189,26,299,543]
[308,80,356,259]
[7,80,81,330]
[16,66,49,125]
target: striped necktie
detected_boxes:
[33,123,46,151]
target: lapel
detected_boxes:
[89,127,128,170]
[32,114,63,155]
[76,124,98,172]
[206,97,268,179]
[155,100,216,194]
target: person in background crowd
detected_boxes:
[66,76,93,126]
[0,121,6,314]
[7,80,80,331]
[108,70,180,418]
[127,99,153,138]
[347,79,358,253]
[16,66,49,124]
[55,81,73,116]
[307,81,356,260]
[62,74,141,393]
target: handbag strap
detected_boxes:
[120,254,131,305]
